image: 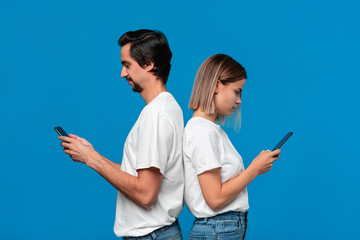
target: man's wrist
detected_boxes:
[86,151,103,170]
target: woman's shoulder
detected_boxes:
[183,117,224,160]
[184,117,221,138]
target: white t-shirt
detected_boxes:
[183,117,249,218]
[113,92,184,237]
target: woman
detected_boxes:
[183,54,281,239]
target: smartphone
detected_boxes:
[54,126,68,136]
[272,132,293,152]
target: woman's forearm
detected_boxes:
[198,166,258,211]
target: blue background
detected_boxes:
[1,0,359,239]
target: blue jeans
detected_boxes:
[123,219,183,240]
[189,211,248,240]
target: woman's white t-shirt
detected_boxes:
[183,117,249,218]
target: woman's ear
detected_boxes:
[214,80,222,94]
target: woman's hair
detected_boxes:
[189,54,247,131]
[118,29,172,84]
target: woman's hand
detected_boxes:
[249,149,281,176]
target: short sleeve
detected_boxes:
[186,126,221,175]
[135,112,173,175]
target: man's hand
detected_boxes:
[68,134,93,146]
[59,134,99,165]
[58,134,162,209]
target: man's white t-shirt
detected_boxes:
[114,92,184,237]
[183,117,249,218]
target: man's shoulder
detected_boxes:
[145,92,181,117]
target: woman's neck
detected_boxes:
[193,109,217,122]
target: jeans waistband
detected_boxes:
[124,219,179,240]
[195,211,248,223]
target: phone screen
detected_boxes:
[54,126,68,136]
[272,132,293,151]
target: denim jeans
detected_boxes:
[123,219,183,240]
[189,211,248,240]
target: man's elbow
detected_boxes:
[138,193,158,209]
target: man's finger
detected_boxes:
[61,141,71,149]
[64,149,72,155]
[68,134,79,139]
[58,136,75,143]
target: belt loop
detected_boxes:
[204,217,208,223]
[151,232,157,240]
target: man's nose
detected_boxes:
[120,67,127,78]
[236,96,241,104]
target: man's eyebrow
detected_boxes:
[121,60,129,65]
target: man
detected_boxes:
[59,29,184,239]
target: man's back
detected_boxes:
[114,92,184,237]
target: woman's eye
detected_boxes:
[235,91,242,97]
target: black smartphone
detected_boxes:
[272,132,293,151]
[54,126,68,136]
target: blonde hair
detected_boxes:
[189,54,247,131]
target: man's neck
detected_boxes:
[140,78,168,105]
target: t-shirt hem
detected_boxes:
[196,163,221,175]
[136,163,165,175]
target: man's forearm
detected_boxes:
[86,153,162,209]
[102,156,121,169]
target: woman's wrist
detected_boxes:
[245,163,259,178]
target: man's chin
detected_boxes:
[132,86,142,93]
[127,79,142,93]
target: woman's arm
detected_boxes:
[198,149,281,211]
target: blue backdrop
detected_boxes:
[1,0,359,239]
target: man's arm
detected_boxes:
[59,135,162,208]
[102,156,121,169]
[68,134,121,169]
[88,155,163,208]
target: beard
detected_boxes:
[128,78,143,93]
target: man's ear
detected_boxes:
[144,61,155,72]
[214,80,222,94]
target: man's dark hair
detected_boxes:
[118,29,172,84]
